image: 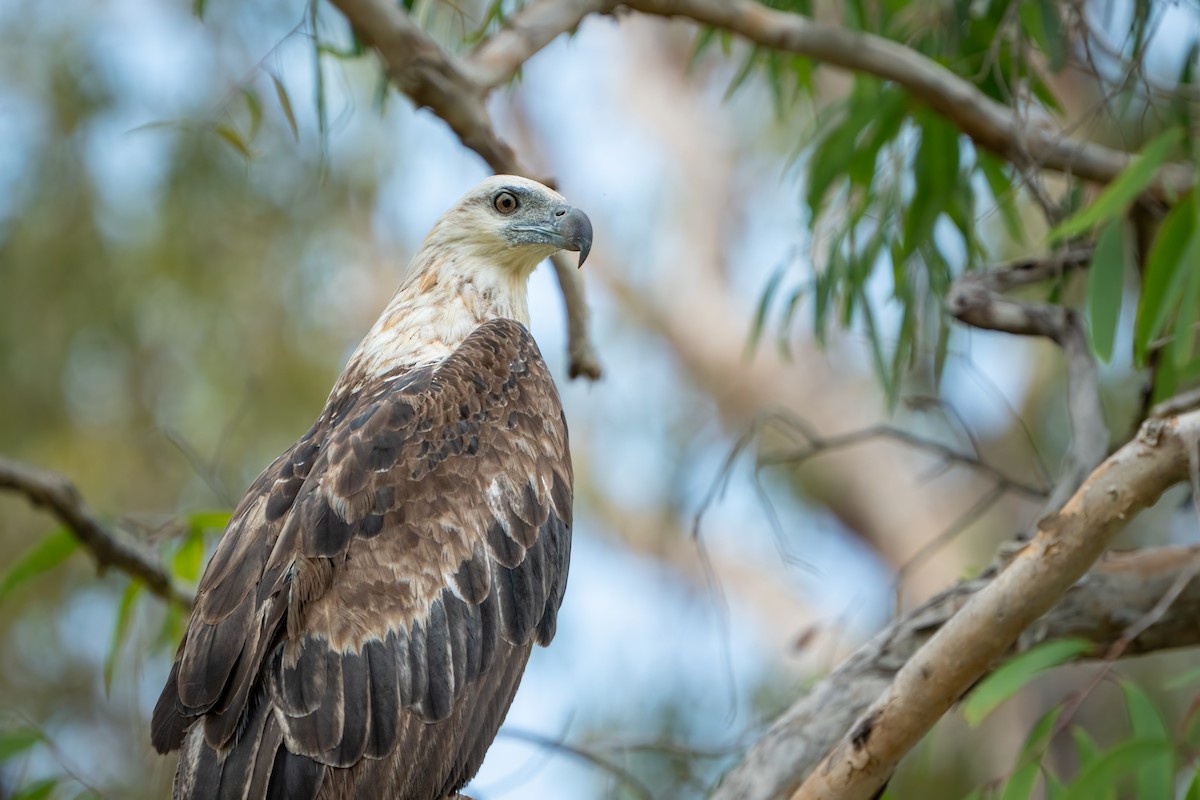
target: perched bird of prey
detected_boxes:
[151,175,591,800]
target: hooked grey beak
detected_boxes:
[552,206,593,268]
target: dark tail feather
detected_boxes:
[152,659,189,753]
[263,743,325,800]
[175,690,325,800]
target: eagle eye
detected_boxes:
[492,191,519,215]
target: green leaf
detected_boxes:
[963,639,1091,726]
[748,265,788,357]
[0,727,42,761]
[806,105,867,217]
[1185,768,1200,800]
[1021,0,1067,72]
[1018,704,1066,763]
[0,529,78,602]
[173,528,205,584]
[846,88,908,189]
[1171,248,1200,367]
[1059,739,1172,800]
[1120,680,1174,800]
[1075,725,1105,757]
[193,0,206,18]
[241,88,262,141]
[1087,220,1126,362]
[13,778,58,800]
[1135,193,1197,363]
[104,580,143,694]
[1166,665,1200,689]
[903,112,959,257]
[272,75,300,143]
[213,124,253,159]
[1001,761,1041,800]
[1051,127,1183,241]
[189,510,232,533]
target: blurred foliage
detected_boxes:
[2,0,1200,798]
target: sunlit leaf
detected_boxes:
[1121,680,1174,800]
[189,510,232,533]
[963,639,1091,726]
[0,529,78,602]
[1087,220,1126,362]
[1059,738,1171,800]
[1051,127,1183,241]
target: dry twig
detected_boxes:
[0,456,194,609]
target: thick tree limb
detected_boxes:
[0,456,195,609]
[714,543,1200,800]
[324,0,603,379]
[790,410,1200,800]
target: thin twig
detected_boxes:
[1052,552,1200,741]
[755,420,1049,500]
[498,728,656,800]
[947,250,1109,514]
[0,457,194,609]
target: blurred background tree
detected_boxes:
[2,0,1199,798]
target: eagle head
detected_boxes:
[422,175,593,276]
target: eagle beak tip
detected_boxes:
[553,206,592,270]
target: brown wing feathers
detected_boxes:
[152,319,572,799]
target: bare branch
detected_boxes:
[467,0,611,90]
[947,253,1108,513]
[754,417,1049,501]
[791,410,1200,800]
[0,456,194,609]
[323,0,603,380]
[714,542,1200,800]
[618,0,1192,200]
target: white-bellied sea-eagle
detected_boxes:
[151,176,592,800]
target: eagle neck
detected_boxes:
[336,249,534,392]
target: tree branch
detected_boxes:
[0,456,194,609]
[713,543,1200,800]
[466,0,611,90]
[324,0,603,380]
[618,0,1192,200]
[947,252,1108,513]
[790,410,1200,800]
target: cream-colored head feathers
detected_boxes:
[340,176,591,386]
